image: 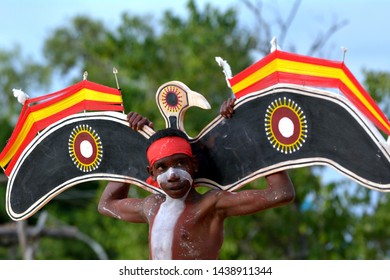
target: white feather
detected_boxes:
[215,56,233,89]
[12,88,29,105]
[270,36,281,52]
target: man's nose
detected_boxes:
[167,168,179,181]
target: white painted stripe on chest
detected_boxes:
[150,195,186,259]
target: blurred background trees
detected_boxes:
[0,0,389,259]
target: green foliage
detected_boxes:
[43,0,255,134]
[222,168,356,259]
[363,69,390,116]
[0,47,50,120]
[0,45,52,259]
[1,0,390,260]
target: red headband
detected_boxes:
[146,136,193,167]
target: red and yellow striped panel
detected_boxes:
[228,50,390,135]
[0,80,123,175]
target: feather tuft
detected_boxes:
[12,89,29,105]
[270,37,281,52]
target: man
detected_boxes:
[98,99,295,259]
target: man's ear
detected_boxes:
[147,166,153,178]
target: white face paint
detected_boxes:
[156,167,193,188]
[151,167,192,260]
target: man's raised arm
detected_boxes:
[217,98,295,217]
[98,111,155,222]
[98,181,148,223]
[215,170,295,218]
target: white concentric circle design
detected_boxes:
[68,124,103,172]
[265,97,308,154]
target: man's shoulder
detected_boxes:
[140,193,165,222]
[196,188,230,203]
[144,193,165,204]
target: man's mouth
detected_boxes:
[166,182,186,191]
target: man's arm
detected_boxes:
[98,181,147,223]
[217,99,295,217]
[98,112,155,222]
[215,171,295,218]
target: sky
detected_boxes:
[1,0,390,84]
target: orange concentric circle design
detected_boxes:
[159,85,184,113]
[265,97,308,154]
[68,124,103,172]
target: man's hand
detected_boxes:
[220,97,236,119]
[127,111,154,131]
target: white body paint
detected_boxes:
[150,194,186,259]
[150,168,192,260]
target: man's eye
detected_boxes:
[156,165,166,172]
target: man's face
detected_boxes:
[149,153,196,199]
